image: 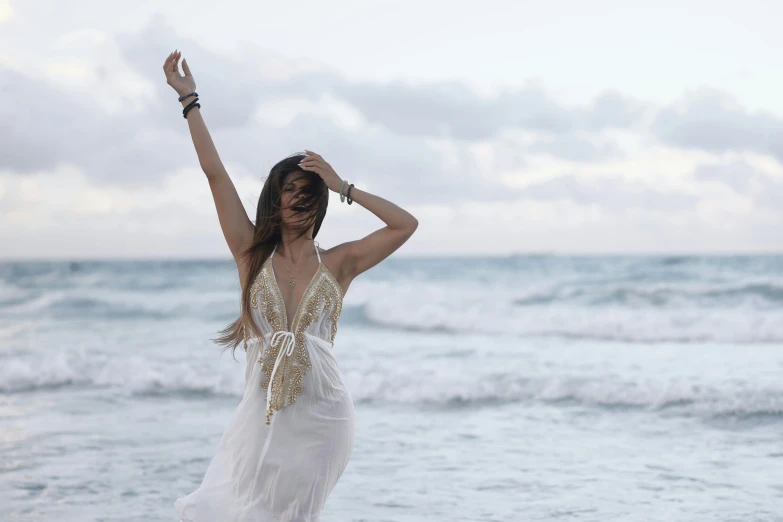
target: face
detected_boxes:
[280,172,310,225]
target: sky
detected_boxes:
[1,0,782,258]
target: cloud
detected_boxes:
[0,65,186,183]
[328,80,644,162]
[528,132,624,162]
[517,173,699,213]
[2,11,783,257]
[693,160,783,209]
[652,88,783,163]
[331,80,646,138]
[5,12,725,209]
[0,0,13,24]
[0,14,505,202]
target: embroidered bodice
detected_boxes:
[243,240,344,424]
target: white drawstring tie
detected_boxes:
[265,330,296,424]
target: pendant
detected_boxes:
[289,277,296,288]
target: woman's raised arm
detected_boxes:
[163,50,254,282]
[299,151,418,288]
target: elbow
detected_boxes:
[391,215,418,237]
[203,168,218,182]
[202,163,228,182]
[404,217,419,235]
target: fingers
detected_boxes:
[299,160,323,173]
[181,57,191,76]
[299,162,324,175]
[300,152,330,170]
[163,50,181,72]
[299,159,321,168]
[163,50,177,66]
[163,51,174,70]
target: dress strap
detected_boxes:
[271,243,277,258]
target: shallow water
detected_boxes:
[1,255,782,521]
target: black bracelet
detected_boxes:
[346,183,354,205]
[184,102,200,118]
[178,91,198,102]
[183,99,200,119]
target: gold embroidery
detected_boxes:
[250,253,344,423]
[298,265,343,345]
[249,268,265,309]
[258,258,289,415]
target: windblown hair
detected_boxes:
[212,152,329,358]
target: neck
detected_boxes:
[278,228,315,262]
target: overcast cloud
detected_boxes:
[1,1,782,257]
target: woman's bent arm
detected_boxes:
[338,185,419,277]
[298,151,418,283]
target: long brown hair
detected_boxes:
[212,152,329,358]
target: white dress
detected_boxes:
[175,241,355,522]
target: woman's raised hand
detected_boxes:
[299,150,344,194]
[163,50,196,97]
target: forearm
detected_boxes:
[179,96,224,176]
[340,185,418,230]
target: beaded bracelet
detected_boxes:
[184,103,200,118]
[346,183,354,205]
[183,98,200,119]
[183,101,200,118]
[178,91,199,102]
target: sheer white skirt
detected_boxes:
[174,333,355,522]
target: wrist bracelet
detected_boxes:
[346,183,354,205]
[178,91,198,102]
[183,98,200,119]
[339,180,347,202]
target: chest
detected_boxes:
[250,258,344,342]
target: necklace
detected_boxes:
[279,259,297,288]
[276,240,314,289]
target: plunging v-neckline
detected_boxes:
[269,247,322,333]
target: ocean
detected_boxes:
[1,254,782,521]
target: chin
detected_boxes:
[282,216,305,229]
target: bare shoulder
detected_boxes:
[316,241,356,297]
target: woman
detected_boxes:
[162,49,418,521]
